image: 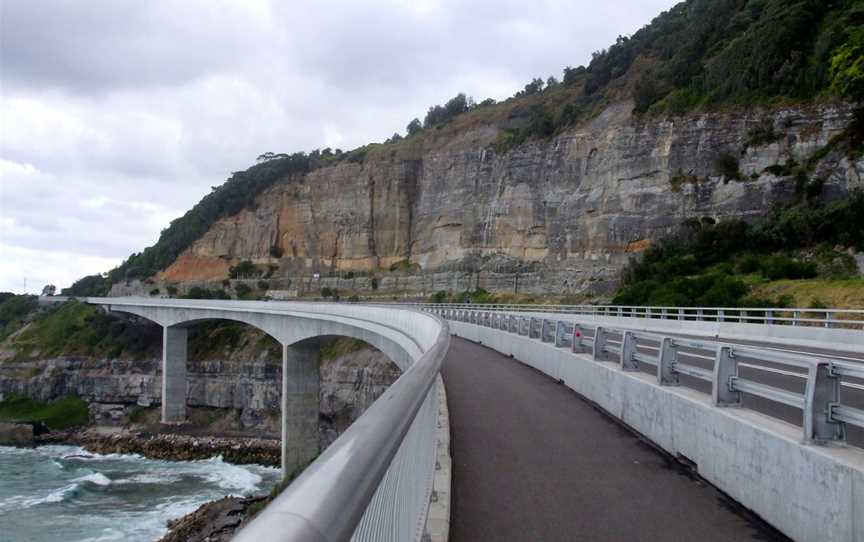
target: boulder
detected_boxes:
[0,421,34,446]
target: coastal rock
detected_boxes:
[0,342,400,442]
[158,495,266,542]
[0,421,33,446]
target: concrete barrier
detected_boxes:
[451,321,864,542]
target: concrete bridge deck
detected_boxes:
[443,337,785,541]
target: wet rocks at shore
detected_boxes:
[158,495,267,542]
[0,421,34,446]
[78,430,281,466]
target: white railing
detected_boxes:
[430,307,864,444]
[397,303,864,329]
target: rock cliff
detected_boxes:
[143,102,862,296]
[0,342,400,445]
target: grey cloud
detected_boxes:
[0,0,268,93]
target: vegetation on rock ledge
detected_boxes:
[613,191,864,307]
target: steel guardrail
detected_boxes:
[427,307,863,444]
[384,302,864,329]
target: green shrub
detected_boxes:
[229,260,259,279]
[429,291,448,304]
[388,259,419,273]
[184,287,230,300]
[0,294,38,340]
[746,120,780,148]
[713,151,741,182]
[0,394,89,429]
[234,283,253,299]
[62,274,110,297]
[736,254,762,274]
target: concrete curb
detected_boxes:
[423,375,451,542]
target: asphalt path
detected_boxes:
[442,337,787,542]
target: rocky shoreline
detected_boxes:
[158,495,268,542]
[26,426,282,541]
[34,427,281,466]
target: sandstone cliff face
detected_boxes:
[0,345,400,442]
[152,101,862,294]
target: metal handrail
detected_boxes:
[393,302,864,328]
[430,307,863,444]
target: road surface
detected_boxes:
[442,337,787,542]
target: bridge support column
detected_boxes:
[282,343,320,480]
[161,326,187,423]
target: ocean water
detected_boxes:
[0,445,280,542]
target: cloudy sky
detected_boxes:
[0,0,677,293]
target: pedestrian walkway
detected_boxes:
[442,337,785,541]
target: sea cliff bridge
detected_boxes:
[81,297,864,542]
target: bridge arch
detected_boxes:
[101,300,419,476]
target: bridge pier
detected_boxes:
[161,326,187,423]
[282,342,320,479]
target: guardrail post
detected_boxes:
[554,321,565,347]
[657,337,679,386]
[712,346,740,406]
[718,309,725,323]
[804,362,845,443]
[592,327,608,360]
[697,309,704,321]
[541,319,555,342]
[620,331,638,371]
[678,308,684,321]
[529,318,540,339]
[824,312,832,329]
[793,310,801,326]
[765,310,773,325]
[572,324,588,353]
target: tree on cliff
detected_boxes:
[406,118,422,136]
[423,93,471,128]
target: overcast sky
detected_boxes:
[0,0,677,293]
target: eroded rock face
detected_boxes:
[145,102,862,295]
[319,347,402,449]
[0,345,400,440]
